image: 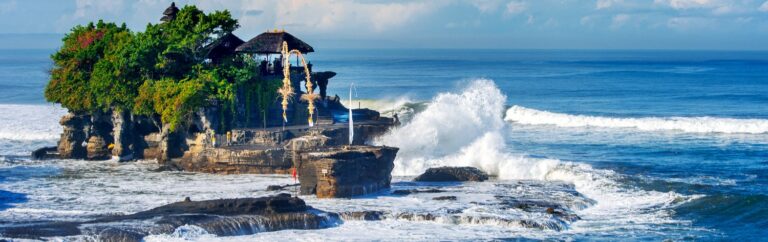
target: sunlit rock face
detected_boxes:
[297,145,398,198]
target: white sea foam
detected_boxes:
[144,225,215,242]
[0,104,66,141]
[376,79,693,234]
[0,104,67,156]
[505,105,768,134]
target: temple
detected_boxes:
[37,3,400,199]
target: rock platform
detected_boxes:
[0,194,338,242]
[297,145,398,198]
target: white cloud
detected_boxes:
[666,16,712,29]
[760,1,768,12]
[73,0,126,18]
[470,0,505,13]
[654,0,747,15]
[654,0,717,9]
[611,14,631,28]
[505,0,527,15]
[580,15,598,26]
[233,0,447,35]
[596,0,623,9]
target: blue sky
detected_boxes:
[1,0,767,50]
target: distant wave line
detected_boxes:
[505,105,768,134]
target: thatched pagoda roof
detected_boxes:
[163,2,179,15]
[235,31,314,54]
[204,33,245,61]
[161,2,179,22]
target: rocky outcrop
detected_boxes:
[336,209,577,231]
[111,110,134,161]
[414,166,489,182]
[297,145,398,198]
[57,113,89,159]
[31,146,58,160]
[167,120,393,175]
[0,194,339,241]
[85,135,110,160]
[174,145,290,174]
[433,196,457,201]
[391,188,446,196]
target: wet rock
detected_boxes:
[266,184,299,191]
[111,110,135,161]
[433,196,457,201]
[95,228,145,242]
[338,211,385,221]
[391,188,446,196]
[57,113,89,159]
[86,135,111,160]
[0,194,337,241]
[494,196,581,222]
[267,185,284,191]
[414,166,489,182]
[31,146,58,160]
[391,212,568,231]
[297,145,398,198]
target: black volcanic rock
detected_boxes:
[0,194,338,241]
[391,188,446,196]
[414,166,489,182]
[433,196,457,201]
[31,146,58,160]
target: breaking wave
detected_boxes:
[0,104,65,141]
[0,104,67,157]
[375,79,695,233]
[505,105,768,134]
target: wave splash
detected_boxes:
[0,104,66,141]
[0,104,67,157]
[375,79,692,232]
[505,105,768,134]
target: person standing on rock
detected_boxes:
[226,131,232,146]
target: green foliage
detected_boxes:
[45,21,131,112]
[134,77,206,131]
[45,4,269,131]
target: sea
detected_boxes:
[0,48,767,241]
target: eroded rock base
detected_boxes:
[297,145,398,198]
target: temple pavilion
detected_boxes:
[161,2,340,129]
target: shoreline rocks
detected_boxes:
[297,145,398,198]
[414,166,489,182]
[0,194,338,242]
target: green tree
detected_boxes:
[45,4,268,131]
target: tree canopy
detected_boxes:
[45,5,266,131]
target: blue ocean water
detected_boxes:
[314,49,768,240]
[1,48,767,240]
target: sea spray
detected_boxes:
[375,79,506,176]
[0,104,67,157]
[375,79,695,232]
[505,105,768,134]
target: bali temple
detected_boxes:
[37,2,399,199]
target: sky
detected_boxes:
[0,0,767,50]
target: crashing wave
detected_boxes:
[0,104,66,141]
[505,105,768,134]
[375,79,696,233]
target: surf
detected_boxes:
[505,105,768,134]
[375,79,696,232]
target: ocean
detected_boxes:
[0,48,767,241]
